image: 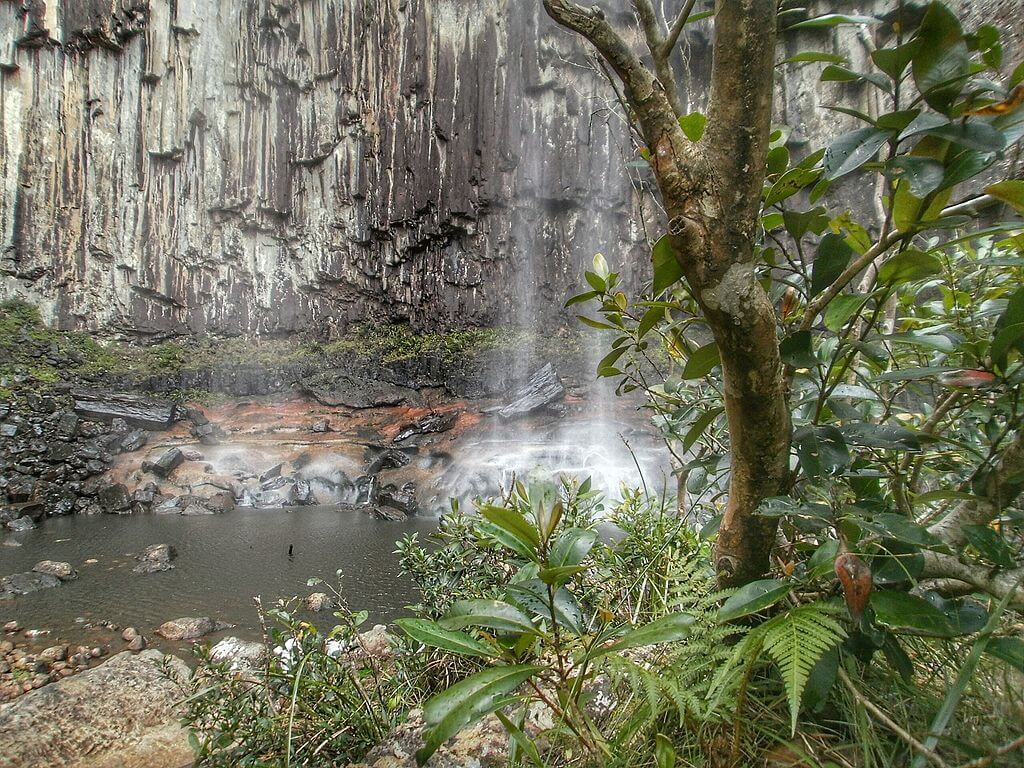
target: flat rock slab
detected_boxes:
[72,390,180,431]
[298,371,419,409]
[156,616,232,641]
[0,649,192,768]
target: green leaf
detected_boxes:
[418,665,542,764]
[872,41,921,81]
[986,180,1024,213]
[683,407,724,452]
[718,579,792,622]
[767,145,791,176]
[596,613,695,657]
[820,65,892,92]
[764,167,823,206]
[962,525,1015,568]
[652,236,684,295]
[811,234,853,296]
[782,207,829,239]
[780,330,815,368]
[858,512,943,549]
[761,604,846,734]
[681,342,720,379]
[840,423,922,450]
[992,322,1024,371]
[824,294,867,332]
[870,591,954,636]
[505,580,584,634]
[637,307,663,339]
[911,2,970,113]
[986,637,1024,673]
[654,733,677,768]
[395,619,497,659]
[549,528,597,568]
[440,600,538,635]
[480,505,540,560]
[877,249,942,284]
[885,156,945,197]
[823,127,890,180]
[789,13,880,29]
[494,711,543,768]
[794,425,850,478]
[565,290,599,308]
[919,122,1006,152]
[537,565,585,587]
[678,112,707,142]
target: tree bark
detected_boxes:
[542,0,790,586]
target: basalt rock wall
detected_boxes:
[0,1,1018,339]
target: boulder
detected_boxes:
[393,411,458,443]
[379,482,418,515]
[498,363,566,419]
[354,475,380,505]
[304,592,334,612]
[141,448,184,478]
[32,560,78,581]
[5,516,36,532]
[209,636,267,671]
[156,617,231,641]
[97,483,133,513]
[364,447,412,475]
[311,418,332,433]
[119,429,149,453]
[298,370,419,409]
[0,649,192,768]
[72,390,181,431]
[0,571,61,600]
[132,544,175,575]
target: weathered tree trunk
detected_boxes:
[542,0,791,586]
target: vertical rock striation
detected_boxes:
[0,1,1018,338]
[1,0,646,337]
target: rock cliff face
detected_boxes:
[0,1,1018,338]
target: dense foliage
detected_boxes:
[186,3,1024,767]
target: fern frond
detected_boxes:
[761,602,847,735]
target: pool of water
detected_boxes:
[0,506,437,651]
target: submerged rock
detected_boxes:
[156,617,232,641]
[304,592,334,612]
[5,516,36,532]
[32,560,78,581]
[498,363,566,419]
[0,571,61,600]
[132,544,176,575]
[0,649,192,768]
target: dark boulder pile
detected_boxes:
[0,390,178,528]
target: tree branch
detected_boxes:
[928,431,1024,549]
[920,552,1024,607]
[704,0,778,237]
[663,0,699,57]
[632,0,686,116]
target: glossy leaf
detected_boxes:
[678,112,707,142]
[681,341,720,379]
[395,619,497,659]
[480,505,540,560]
[877,249,942,284]
[718,579,791,622]
[794,425,850,478]
[418,665,542,763]
[986,637,1024,673]
[986,180,1024,213]
[440,599,538,635]
[870,590,954,636]
[962,525,1015,568]
[823,127,890,180]
[764,167,823,206]
[549,527,597,568]
[597,613,695,656]
[911,2,970,113]
[652,236,684,295]
[811,234,853,296]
